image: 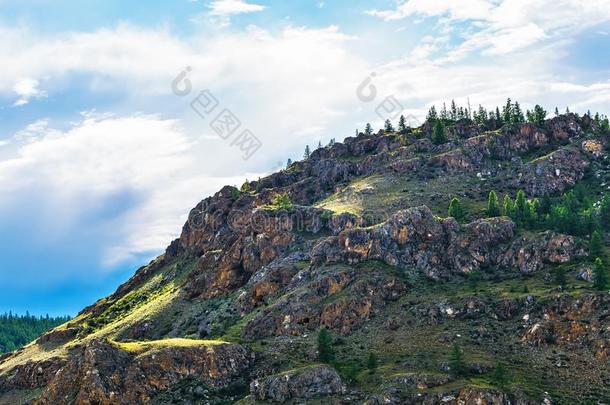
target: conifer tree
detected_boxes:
[532,105,547,125]
[384,119,394,132]
[317,141,323,149]
[512,102,524,124]
[286,159,292,169]
[503,195,514,218]
[448,344,467,378]
[317,328,334,362]
[590,230,604,259]
[474,105,488,125]
[515,190,527,223]
[441,103,449,121]
[426,106,438,121]
[487,190,500,217]
[364,123,373,135]
[502,98,512,123]
[491,362,510,389]
[448,197,466,223]
[432,120,447,145]
[451,100,458,121]
[555,107,560,116]
[367,352,378,373]
[303,145,311,159]
[398,115,407,132]
[593,258,608,291]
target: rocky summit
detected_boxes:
[1,108,609,404]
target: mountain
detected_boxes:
[1,107,609,404]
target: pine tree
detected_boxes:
[303,145,311,159]
[398,115,407,132]
[432,120,447,145]
[317,141,323,149]
[364,123,373,135]
[286,159,292,169]
[593,258,608,291]
[448,343,467,378]
[502,98,512,123]
[487,190,501,217]
[491,362,510,389]
[539,193,552,216]
[590,231,604,259]
[512,102,524,124]
[384,119,394,132]
[474,105,487,126]
[503,195,514,218]
[426,106,438,122]
[367,352,378,373]
[441,103,449,121]
[450,100,458,121]
[555,107,560,116]
[448,197,466,223]
[515,190,527,223]
[317,328,334,362]
[532,105,547,125]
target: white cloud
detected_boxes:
[208,0,266,16]
[0,115,254,269]
[13,119,58,141]
[12,77,47,106]
[368,0,610,58]
[366,0,493,22]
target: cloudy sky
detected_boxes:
[1,0,609,315]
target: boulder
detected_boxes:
[250,365,345,402]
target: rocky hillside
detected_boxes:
[1,106,609,405]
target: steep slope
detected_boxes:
[1,112,609,404]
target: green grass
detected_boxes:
[110,338,227,354]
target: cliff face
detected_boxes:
[1,112,609,404]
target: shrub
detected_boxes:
[367,352,377,373]
[317,328,334,363]
[448,343,467,378]
[271,193,292,210]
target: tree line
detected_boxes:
[291,99,609,164]
[0,312,71,353]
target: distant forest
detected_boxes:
[0,312,71,353]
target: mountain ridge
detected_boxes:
[1,105,609,404]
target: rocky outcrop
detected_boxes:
[312,206,516,279]
[24,339,251,405]
[367,387,535,405]
[250,365,345,402]
[517,147,590,196]
[498,231,586,274]
[242,265,405,339]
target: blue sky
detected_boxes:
[1,0,610,316]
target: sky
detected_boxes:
[0,0,609,316]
